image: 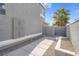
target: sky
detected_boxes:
[45,3,79,24]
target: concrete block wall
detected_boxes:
[55,26,66,37]
[69,21,79,55]
[43,26,55,36]
[42,26,66,37]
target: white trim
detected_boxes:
[55,37,62,49]
[57,48,75,55]
[40,13,45,19]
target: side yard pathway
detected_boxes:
[2,36,56,56]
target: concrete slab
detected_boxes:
[4,48,29,56]
[2,36,55,56]
[37,43,50,49]
[22,39,43,53]
[22,44,38,53]
[30,39,43,45]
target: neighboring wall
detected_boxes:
[43,26,55,36]
[69,20,79,55]
[0,3,45,41]
[42,26,66,37]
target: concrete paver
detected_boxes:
[29,47,46,56]
[43,41,56,56]
[29,38,54,56]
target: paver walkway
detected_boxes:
[2,36,56,56]
[29,39,54,56]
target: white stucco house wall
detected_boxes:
[0,3,47,41]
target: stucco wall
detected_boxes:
[69,21,79,55]
[0,15,12,41]
[0,3,45,41]
[6,3,44,39]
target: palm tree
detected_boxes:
[53,8,70,26]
